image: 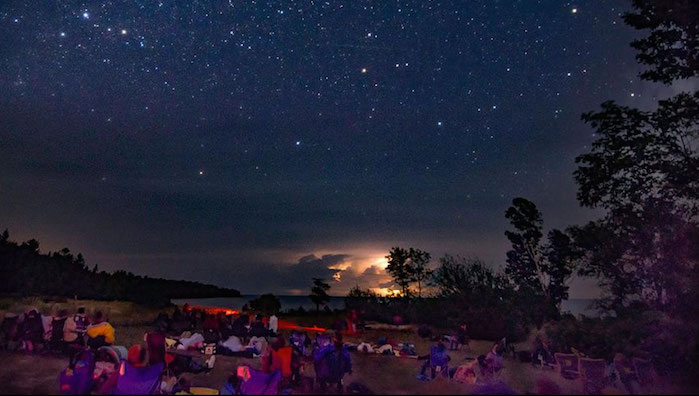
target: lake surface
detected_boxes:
[172,295,598,317]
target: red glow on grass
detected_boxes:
[187,306,327,332]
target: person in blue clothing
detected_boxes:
[314,332,352,393]
[417,340,451,381]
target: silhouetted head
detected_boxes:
[272,337,285,350]
[94,311,104,323]
[127,344,148,368]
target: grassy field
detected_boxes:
[0,298,690,394]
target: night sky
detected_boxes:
[0,1,673,296]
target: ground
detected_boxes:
[0,298,689,394]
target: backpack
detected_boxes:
[73,315,88,333]
[59,349,95,394]
[51,318,67,343]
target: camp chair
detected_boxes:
[451,360,478,384]
[612,354,639,394]
[429,345,449,379]
[632,357,656,387]
[237,366,282,395]
[579,357,608,394]
[114,361,164,395]
[93,346,123,393]
[49,317,68,351]
[554,353,579,379]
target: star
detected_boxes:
[437,121,443,126]
[361,68,367,74]
[121,29,128,35]
[571,8,578,14]
[82,12,89,19]
[199,170,204,175]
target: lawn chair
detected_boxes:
[554,353,579,380]
[114,361,164,395]
[237,366,281,395]
[613,353,639,394]
[452,359,478,384]
[579,357,608,394]
[429,345,450,379]
[632,357,656,387]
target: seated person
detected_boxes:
[456,323,469,350]
[49,309,69,351]
[264,337,300,388]
[19,308,44,352]
[478,343,504,379]
[145,331,166,365]
[0,313,20,350]
[232,314,250,339]
[249,314,267,338]
[109,344,165,395]
[86,311,115,349]
[418,341,450,380]
[268,314,278,335]
[219,313,234,339]
[315,333,352,392]
[532,335,554,367]
[202,314,221,344]
[63,307,88,346]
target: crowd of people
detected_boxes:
[0,304,356,394]
[0,304,655,394]
[0,306,115,354]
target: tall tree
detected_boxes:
[431,255,507,299]
[385,247,414,297]
[624,0,699,83]
[309,278,331,312]
[408,248,432,298]
[504,198,577,313]
[573,0,698,314]
[250,293,282,315]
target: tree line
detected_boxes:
[350,0,698,373]
[0,230,240,307]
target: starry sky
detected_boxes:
[0,1,671,296]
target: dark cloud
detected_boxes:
[0,1,651,298]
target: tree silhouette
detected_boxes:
[504,198,577,314]
[573,0,698,317]
[624,0,699,83]
[0,228,240,306]
[385,247,414,297]
[249,293,282,315]
[408,248,432,298]
[309,278,331,312]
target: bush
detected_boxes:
[544,308,698,375]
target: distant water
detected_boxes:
[173,296,598,317]
[561,298,598,317]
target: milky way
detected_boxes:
[0,1,656,295]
